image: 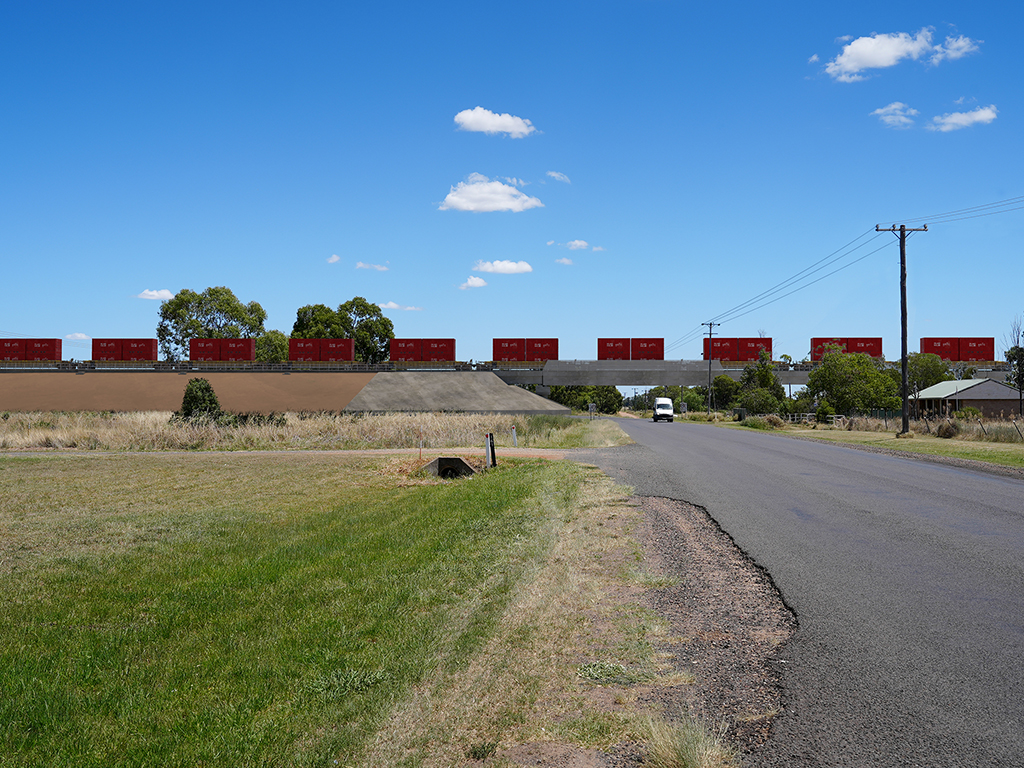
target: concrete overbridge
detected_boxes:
[488,359,814,388]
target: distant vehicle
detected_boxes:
[653,397,674,422]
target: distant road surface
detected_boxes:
[576,420,1024,767]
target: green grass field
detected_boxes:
[0,452,579,767]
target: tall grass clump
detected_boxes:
[646,715,740,768]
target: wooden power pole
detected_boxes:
[876,223,927,435]
[702,321,719,415]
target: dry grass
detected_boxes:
[646,715,740,768]
[0,411,621,452]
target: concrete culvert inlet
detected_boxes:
[422,457,476,479]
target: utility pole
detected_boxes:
[876,223,927,435]
[702,321,719,415]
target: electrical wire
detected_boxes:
[877,195,1024,227]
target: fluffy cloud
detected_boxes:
[928,104,998,132]
[459,276,488,290]
[592,246,606,252]
[356,261,389,271]
[378,301,422,311]
[555,257,573,266]
[440,173,544,212]
[546,240,555,246]
[327,254,340,263]
[473,260,533,274]
[547,171,571,183]
[566,240,589,250]
[872,102,920,128]
[137,289,174,300]
[454,107,536,138]
[825,28,979,82]
[65,332,89,340]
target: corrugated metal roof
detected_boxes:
[916,378,1016,400]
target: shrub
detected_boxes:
[741,415,771,430]
[953,407,982,419]
[180,378,222,419]
[815,400,835,423]
[936,420,960,439]
[764,414,785,429]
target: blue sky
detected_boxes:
[3,1,1022,363]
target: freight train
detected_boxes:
[0,335,1000,364]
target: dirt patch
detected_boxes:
[633,496,797,757]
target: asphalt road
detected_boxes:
[576,420,1024,767]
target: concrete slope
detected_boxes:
[343,371,569,414]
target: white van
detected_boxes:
[652,397,674,422]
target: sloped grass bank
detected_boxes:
[0,453,575,767]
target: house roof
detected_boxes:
[916,378,1017,400]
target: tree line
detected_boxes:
[155,287,394,363]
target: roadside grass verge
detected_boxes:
[0,452,574,767]
[0,411,628,452]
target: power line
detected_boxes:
[878,194,1024,227]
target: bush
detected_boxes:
[815,400,835,423]
[764,414,785,429]
[740,415,771,430]
[936,419,960,439]
[953,407,982,419]
[179,378,222,420]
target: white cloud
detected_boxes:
[459,276,488,290]
[872,101,920,128]
[592,245,606,252]
[327,254,340,263]
[547,171,571,183]
[566,239,589,250]
[378,301,422,311]
[808,54,820,64]
[473,260,533,274]
[356,261,388,271]
[555,257,573,266]
[439,173,544,212]
[546,240,555,246]
[65,332,90,340]
[454,106,537,138]
[824,27,978,82]
[503,177,528,187]
[927,104,998,132]
[137,289,174,300]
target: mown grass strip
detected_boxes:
[0,453,566,767]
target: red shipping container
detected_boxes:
[24,339,61,360]
[811,337,848,361]
[598,338,630,360]
[959,337,995,362]
[526,338,558,361]
[631,338,665,360]
[123,338,158,361]
[321,338,354,362]
[221,338,255,361]
[492,338,526,362]
[1,339,25,360]
[189,338,221,361]
[289,338,321,361]
[847,337,883,357]
[703,337,737,361]
[92,338,122,360]
[422,338,456,362]
[919,337,958,360]
[735,338,772,362]
[390,338,422,361]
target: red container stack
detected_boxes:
[189,339,221,361]
[810,337,848,361]
[702,337,737,361]
[959,337,995,361]
[630,338,665,360]
[492,338,526,362]
[24,339,62,360]
[289,338,320,361]
[92,339,122,360]
[390,339,422,361]
[321,338,354,362]
[1,339,26,360]
[122,339,158,361]
[847,337,883,357]
[221,338,255,361]
[422,338,456,362]
[919,337,958,360]
[526,338,558,361]
[736,338,772,362]
[598,338,630,360]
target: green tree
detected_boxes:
[886,352,953,393]
[256,330,289,363]
[711,374,741,410]
[1006,346,1024,417]
[548,385,623,414]
[739,350,786,403]
[738,387,781,415]
[178,378,222,420]
[157,287,267,361]
[339,297,394,364]
[291,304,350,339]
[807,351,900,414]
[680,387,704,414]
